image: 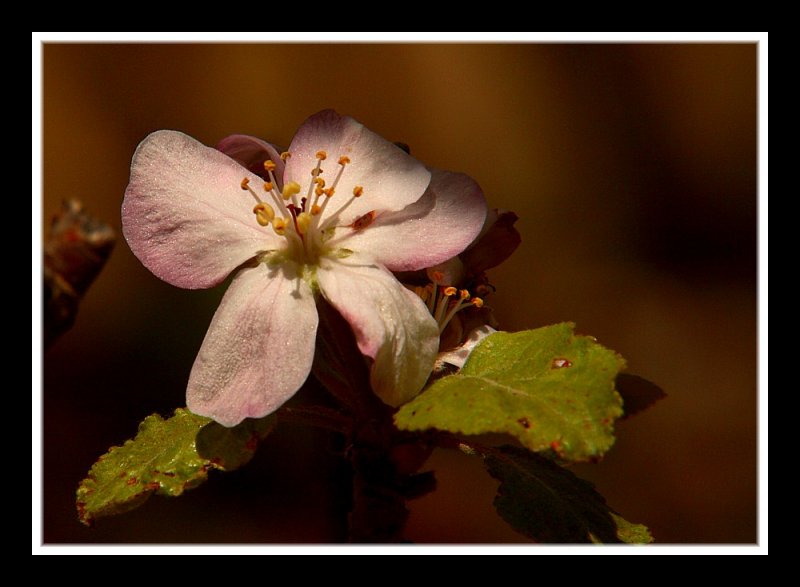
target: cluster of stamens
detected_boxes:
[414,271,484,334]
[239,150,365,247]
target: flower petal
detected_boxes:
[122,130,283,289]
[317,254,439,407]
[186,262,318,427]
[216,134,285,185]
[283,110,431,227]
[437,325,497,370]
[331,169,487,271]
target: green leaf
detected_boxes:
[484,445,652,544]
[76,409,275,525]
[606,513,654,544]
[396,323,624,461]
[195,416,276,470]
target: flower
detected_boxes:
[401,207,521,376]
[122,110,487,426]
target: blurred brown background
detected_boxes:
[42,43,757,544]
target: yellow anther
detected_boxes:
[471,297,484,308]
[459,289,470,300]
[296,212,312,235]
[338,156,351,166]
[431,271,444,283]
[311,204,322,215]
[280,151,291,161]
[353,185,364,198]
[264,160,277,172]
[316,150,328,160]
[240,177,250,190]
[315,187,324,197]
[323,188,335,197]
[282,181,301,200]
[264,181,274,192]
[443,287,458,297]
[272,217,287,235]
[253,203,275,226]
[314,177,326,187]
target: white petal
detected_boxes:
[437,325,497,370]
[216,134,286,186]
[283,110,431,227]
[330,169,487,271]
[187,262,318,426]
[122,130,284,289]
[317,254,439,407]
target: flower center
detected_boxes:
[239,150,374,262]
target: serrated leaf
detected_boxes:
[76,409,275,525]
[396,323,624,461]
[195,416,276,470]
[484,445,652,544]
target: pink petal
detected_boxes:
[216,134,285,185]
[186,262,318,427]
[331,169,487,271]
[426,257,466,286]
[317,255,439,407]
[283,110,431,227]
[122,130,283,289]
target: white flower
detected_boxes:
[122,110,487,426]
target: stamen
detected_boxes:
[296,212,312,235]
[282,181,301,201]
[426,283,437,312]
[306,155,327,204]
[319,186,364,230]
[435,288,457,323]
[328,158,349,192]
[439,292,483,334]
[272,217,287,236]
[240,177,263,204]
[280,151,291,161]
[253,203,275,227]
[431,271,445,285]
[415,278,487,335]
[315,156,359,230]
[260,162,293,210]
[311,204,322,215]
[264,181,274,192]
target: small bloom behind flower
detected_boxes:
[403,204,522,377]
[122,110,487,426]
